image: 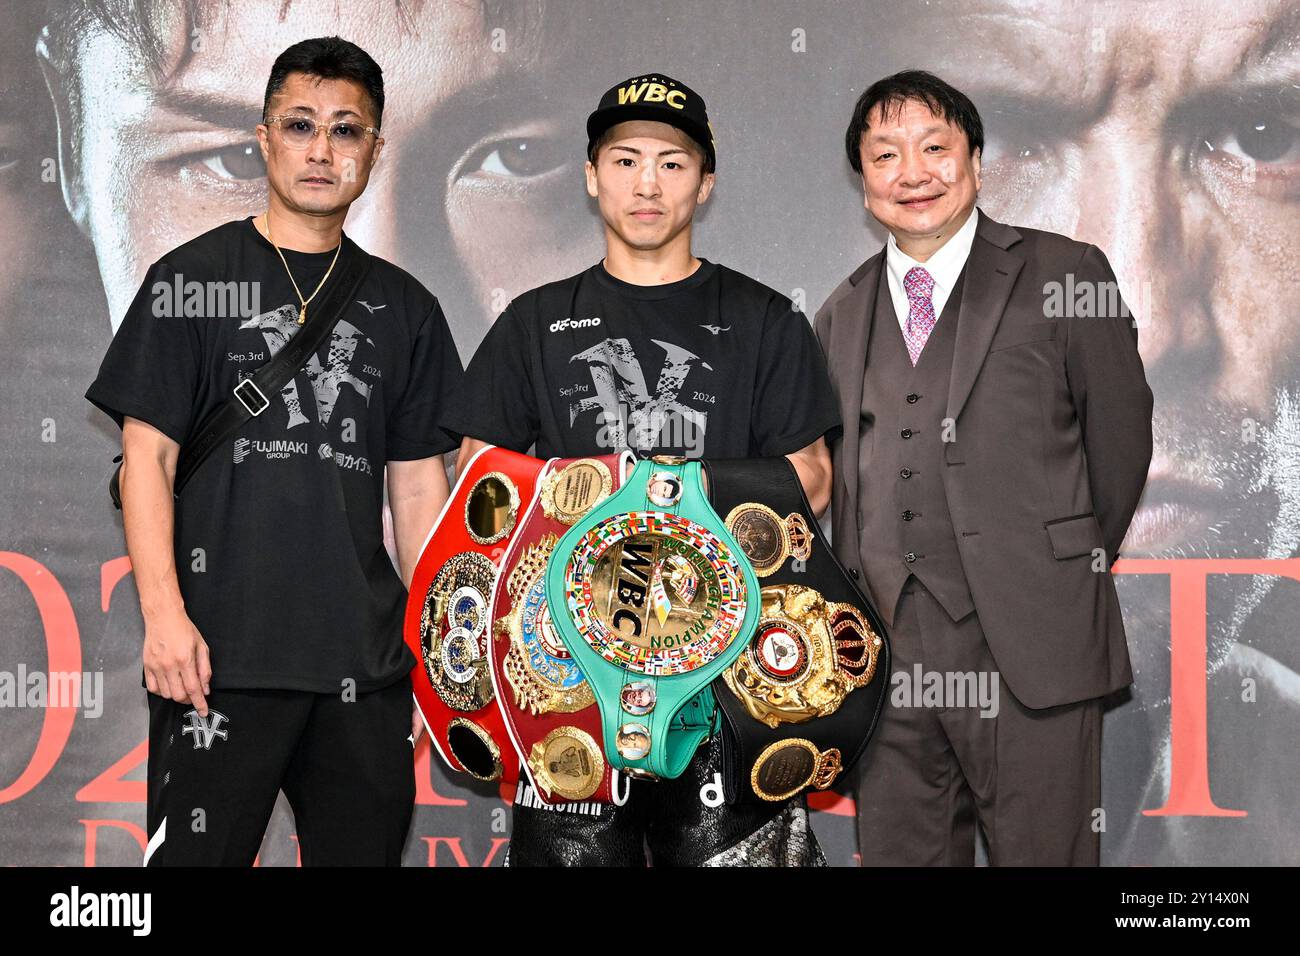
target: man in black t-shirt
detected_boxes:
[445,74,840,866]
[85,38,462,865]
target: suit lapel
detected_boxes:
[831,253,883,510]
[945,210,1024,425]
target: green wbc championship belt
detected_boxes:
[545,455,760,781]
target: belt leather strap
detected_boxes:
[404,445,545,784]
[489,452,633,804]
[703,456,892,804]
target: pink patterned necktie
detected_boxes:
[903,265,936,366]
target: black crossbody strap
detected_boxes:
[172,235,372,497]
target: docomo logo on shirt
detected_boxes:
[549,316,603,333]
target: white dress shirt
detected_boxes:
[885,205,980,332]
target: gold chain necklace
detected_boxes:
[262,214,342,325]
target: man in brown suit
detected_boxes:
[814,71,1153,865]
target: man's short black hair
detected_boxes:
[263,36,385,128]
[844,70,984,174]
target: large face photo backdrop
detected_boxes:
[1,0,1296,865]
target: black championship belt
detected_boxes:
[704,457,891,804]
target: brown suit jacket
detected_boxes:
[814,209,1153,708]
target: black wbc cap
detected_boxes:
[586,73,715,172]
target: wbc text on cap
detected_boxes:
[617,78,688,109]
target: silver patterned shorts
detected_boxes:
[504,733,827,867]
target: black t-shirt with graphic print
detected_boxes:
[86,218,463,694]
[444,260,840,459]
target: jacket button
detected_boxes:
[902,510,915,521]
[899,468,912,479]
[850,568,860,580]
[904,551,917,563]
[906,393,919,404]
[900,428,913,439]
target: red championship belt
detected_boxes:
[405,445,545,784]
[488,452,634,805]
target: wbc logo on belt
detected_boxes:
[567,511,746,676]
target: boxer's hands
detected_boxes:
[143,608,212,715]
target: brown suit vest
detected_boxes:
[857,266,974,624]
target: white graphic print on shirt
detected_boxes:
[567,337,712,452]
[238,304,375,429]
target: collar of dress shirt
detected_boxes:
[885,204,980,303]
